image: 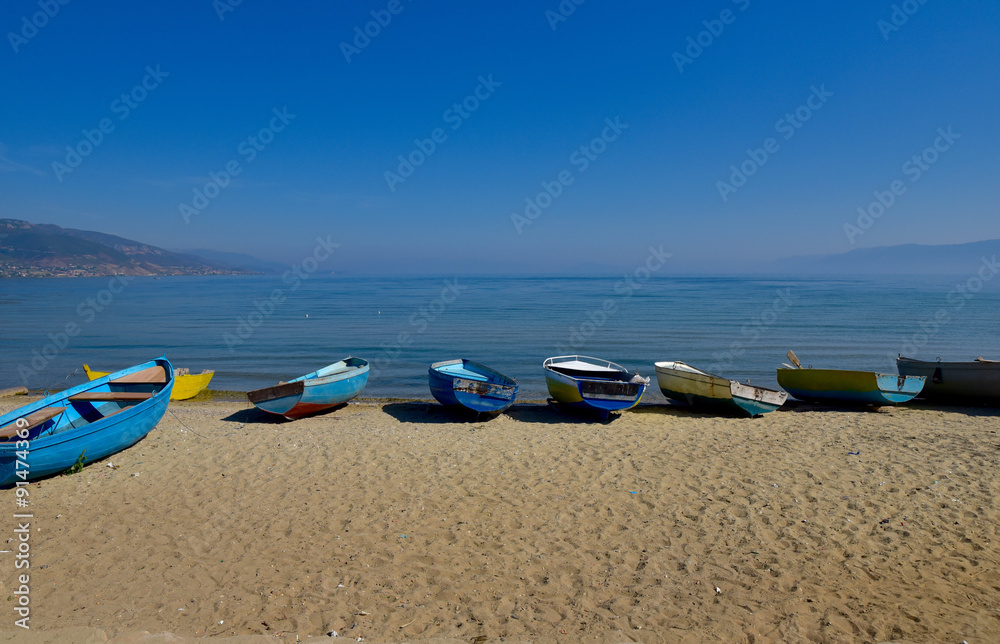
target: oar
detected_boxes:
[786,350,801,369]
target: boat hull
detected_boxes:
[897,356,1000,403]
[655,361,786,417]
[248,358,369,419]
[428,359,518,413]
[777,368,925,405]
[544,356,647,415]
[0,358,173,486]
[84,364,213,400]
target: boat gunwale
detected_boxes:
[429,359,518,388]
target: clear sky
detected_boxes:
[2,0,998,273]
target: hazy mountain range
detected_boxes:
[1,218,997,277]
[0,219,255,277]
[768,240,1000,275]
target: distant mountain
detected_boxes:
[0,219,257,277]
[770,240,1000,275]
[176,248,287,274]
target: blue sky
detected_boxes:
[2,0,998,273]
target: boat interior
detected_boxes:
[436,362,491,382]
[299,358,369,382]
[548,359,633,382]
[0,365,167,441]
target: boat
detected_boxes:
[654,361,787,417]
[543,355,649,418]
[776,351,924,405]
[84,363,213,401]
[0,358,174,486]
[896,355,1000,404]
[247,357,369,420]
[428,359,518,414]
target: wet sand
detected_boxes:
[1,396,998,643]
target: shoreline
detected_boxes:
[10,387,1000,411]
[1,397,998,642]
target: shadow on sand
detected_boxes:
[381,402,503,424]
[220,403,348,424]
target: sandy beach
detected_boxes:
[2,394,999,643]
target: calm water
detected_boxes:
[1,274,998,400]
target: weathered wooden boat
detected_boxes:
[0,358,174,486]
[84,363,214,401]
[247,357,369,420]
[896,355,1000,404]
[428,359,518,414]
[654,361,787,417]
[777,355,925,406]
[544,355,648,418]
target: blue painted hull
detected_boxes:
[544,356,649,418]
[248,357,369,419]
[429,359,518,413]
[0,358,174,486]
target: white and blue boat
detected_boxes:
[247,357,369,419]
[544,355,648,419]
[0,357,174,486]
[428,359,518,414]
[655,361,787,417]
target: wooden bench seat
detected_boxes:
[110,366,167,384]
[68,392,153,402]
[0,406,67,439]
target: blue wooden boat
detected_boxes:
[247,357,369,419]
[428,359,518,414]
[0,358,174,486]
[544,355,649,419]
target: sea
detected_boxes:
[1,273,998,401]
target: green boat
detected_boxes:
[777,365,925,406]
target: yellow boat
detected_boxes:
[83,364,213,401]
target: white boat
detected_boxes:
[654,361,787,417]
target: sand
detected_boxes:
[1,395,998,643]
